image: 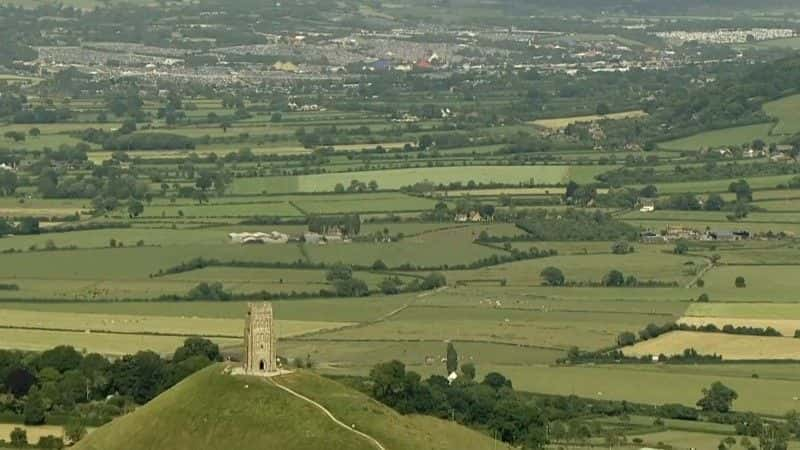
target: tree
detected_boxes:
[0,169,18,196]
[29,127,41,137]
[611,241,632,254]
[24,390,46,425]
[326,263,352,282]
[334,183,345,193]
[728,179,752,202]
[378,277,402,295]
[446,343,458,374]
[697,381,738,413]
[460,362,476,380]
[616,331,637,346]
[173,337,220,363]
[5,367,36,397]
[697,293,710,303]
[759,423,790,450]
[10,427,27,447]
[333,278,369,297]
[64,419,87,444]
[639,184,658,198]
[705,193,725,211]
[735,276,746,288]
[483,372,512,389]
[421,272,447,290]
[674,240,689,254]
[603,269,625,287]
[596,103,610,115]
[372,259,388,270]
[368,180,379,191]
[127,200,144,218]
[540,267,565,286]
[4,131,25,142]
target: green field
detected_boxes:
[657,123,779,151]
[764,94,800,135]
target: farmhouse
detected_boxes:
[665,225,700,240]
[706,229,750,241]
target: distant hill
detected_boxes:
[76,365,510,450]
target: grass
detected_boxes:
[764,94,800,135]
[310,303,676,351]
[76,365,511,450]
[657,123,780,151]
[698,265,800,302]
[531,110,647,130]
[623,330,800,360]
[467,363,800,415]
[444,249,704,287]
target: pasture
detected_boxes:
[657,123,779,151]
[764,94,800,135]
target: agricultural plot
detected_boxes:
[678,316,800,337]
[445,250,705,287]
[657,123,779,151]
[473,363,800,415]
[686,302,800,320]
[623,331,800,360]
[764,94,800,135]
[228,166,608,194]
[698,265,800,302]
[0,327,241,356]
[310,304,675,351]
[290,193,437,214]
[0,308,348,339]
[0,424,74,443]
[646,175,800,194]
[531,110,647,130]
[0,295,411,323]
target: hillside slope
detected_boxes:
[76,365,510,450]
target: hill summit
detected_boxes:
[76,365,510,450]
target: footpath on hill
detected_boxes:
[267,377,386,450]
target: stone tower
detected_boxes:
[243,302,277,374]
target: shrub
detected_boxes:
[540,266,565,286]
[421,272,447,290]
[697,293,710,303]
[603,269,625,287]
[734,276,746,288]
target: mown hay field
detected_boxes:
[228,166,607,194]
[623,331,800,360]
[531,110,647,130]
[678,316,800,337]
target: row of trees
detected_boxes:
[0,338,220,434]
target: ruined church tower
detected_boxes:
[244,302,277,374]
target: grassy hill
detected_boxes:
[75,365,511,450]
